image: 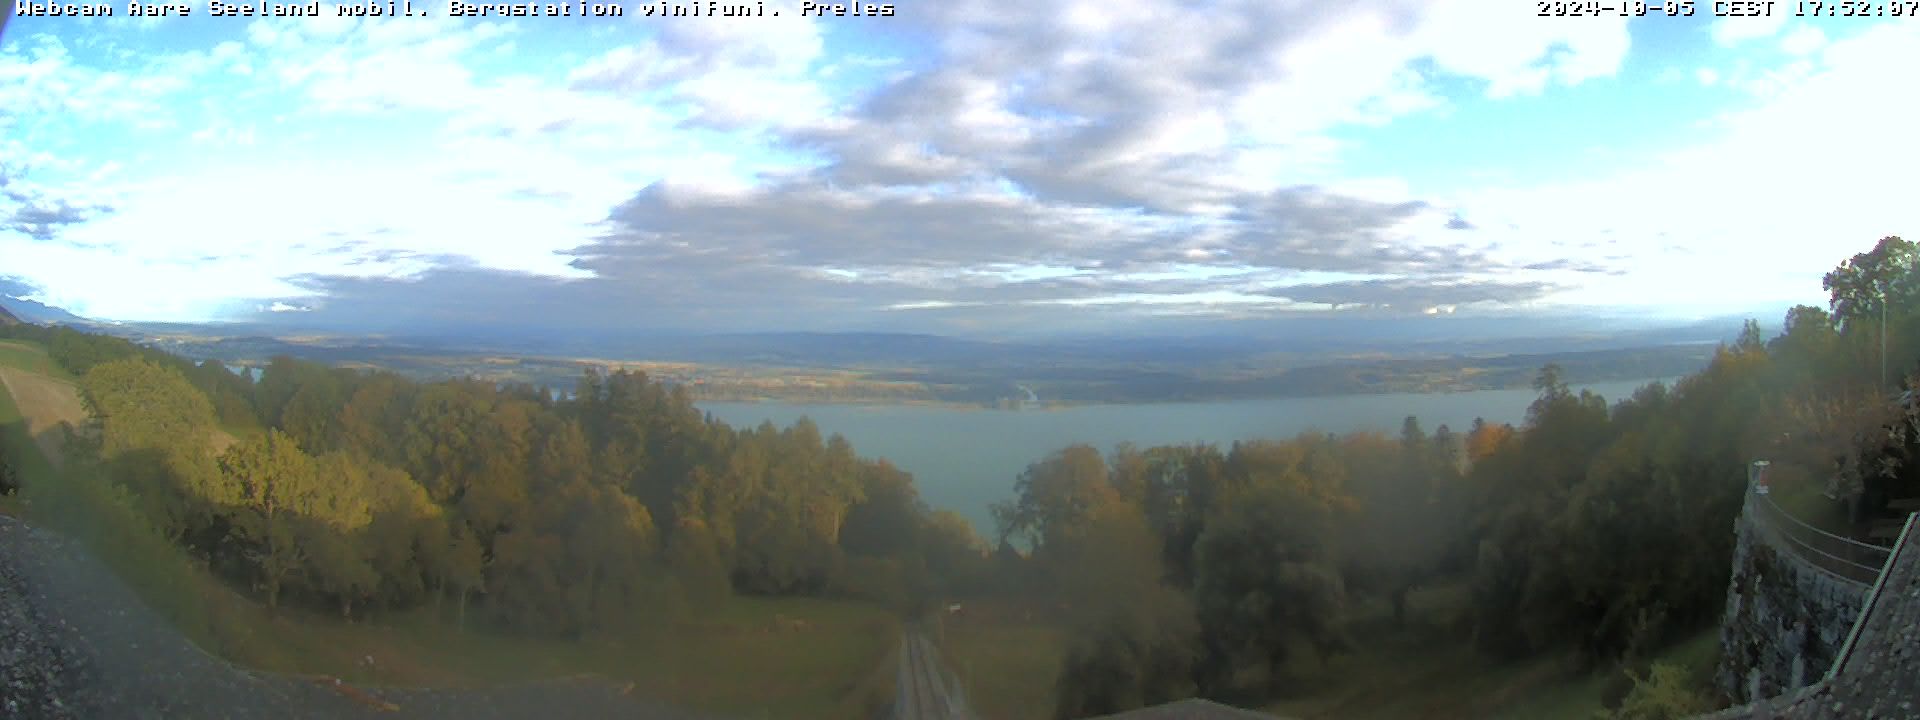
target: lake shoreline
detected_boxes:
[688,375,1682,411]
[700,376,1681,538]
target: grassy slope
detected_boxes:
[936,601,1068,720]
[0,340,69,516]
[0,339,72,379]
[192,595,900,719]
[1262,584,1727,720]
[0,338,900,719]
[934,587,1623,720]
[0,370,48,517]
[1256,583,1601,720]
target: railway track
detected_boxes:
[893,625,970,720]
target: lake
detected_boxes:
[700,377,1675,539]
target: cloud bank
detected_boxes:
[2,3,1912,334]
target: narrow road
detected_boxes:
[893,625,972,720]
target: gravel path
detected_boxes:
[0,515,709,719]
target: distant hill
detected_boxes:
[0,293,91,326]
[0,304,17,326]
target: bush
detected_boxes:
[1599,662,1712,720]
[1053,585,1198,719]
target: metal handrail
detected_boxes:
[1755,491,1891,554]
[1746,490,1888,586]
[1753,495,1891,571]
[1756,514,1879,586]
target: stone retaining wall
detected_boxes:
[1713,501,1868,704]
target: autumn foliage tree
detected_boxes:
[22,336,980,635]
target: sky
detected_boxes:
[1,1,1916,339]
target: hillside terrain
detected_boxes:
[0,335,905,719]
[0,515,701,719]
[0,341,87,467]
[113,329,1713,407]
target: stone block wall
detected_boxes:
[1714,508,1868,704]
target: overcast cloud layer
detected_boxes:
[1,3,1914,336]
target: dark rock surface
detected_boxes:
[0,515,707,719]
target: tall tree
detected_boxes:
[992,444,1121,555]
[218,429,318,611]
[81,358,229,540]
[1053,503,1199,718]
[1192,472,1347,691]
[1823,235,1916,332]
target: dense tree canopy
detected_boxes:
[1030,238,1920,712]
[0,321,984,635]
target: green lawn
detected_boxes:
[178,592,901,719]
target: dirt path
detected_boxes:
[0,365,86,469]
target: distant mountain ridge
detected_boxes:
[0,289,1757,403]
[0,290,93,327]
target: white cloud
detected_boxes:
[0,235,317,321]
[4,1,1906,331]
[1454,20,1920,312]
[1712,12,1789,46]
[1780,25,1829,56]
[887,300,987,311]
[569,13,831,128]
[1414,0,1630,97]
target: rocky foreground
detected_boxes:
[0,514,705,719]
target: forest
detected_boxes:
[0,236,1914,719]
[0,319,987,638]
[987,236,1920,717]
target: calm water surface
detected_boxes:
[700,377,1674,537]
